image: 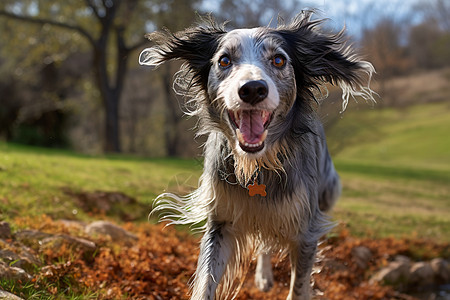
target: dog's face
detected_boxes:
[139,13,374,166]
[207,28,296,156]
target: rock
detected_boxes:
[0,237,41,273]
[40,234,97,262]
[57,219,87,230]
[371,258,450,293]
[410,262,436,286]
[0,289,25,300]
[0,249,19,263]
[85,221,138,245]
[0,242,41,273]
[0,222,12,239]
[352,246,372,269]
[15,246,41,269]
[395,255,411,264]
[0,261,32,282]
[14,230,53,250]
[0,250,32,273]
[370,260,411,286]
[430,258,450,283]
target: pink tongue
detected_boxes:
[239,110,264,144]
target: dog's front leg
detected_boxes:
[286,238,317,300]
[191,221,234,300]
[255,252,274,292]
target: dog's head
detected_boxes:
[140,12,374,177]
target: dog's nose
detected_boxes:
[238,80,268,105]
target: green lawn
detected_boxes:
[328,101,450,169]
[0,144,202,223]
[0,101,448,241]
[327,101,450,241]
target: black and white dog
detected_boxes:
[140,11,374,300]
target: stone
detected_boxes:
[85,221,138,244]
[409,262,435,286]
[14,230,53,250]
[0,261,32,282]
[352,246,372,269]
[0,250,32,273]
[0,249,19,263]
[395,255,411,264]
[370,260,411,285]
[15,246,41,270]
[430,258,450,283]
[0,290,25,300]
[57,219,87,230]
[0,246,41,273]
[0,222,12,239]
[39,234,97,262]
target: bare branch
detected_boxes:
[85,0,102,20]
[0,10,96,47]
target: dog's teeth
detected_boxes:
[236,129,245,145]
[237,128,267,149]
[244,141,264,148]
[234,111,240,123]
[260,130,268,142]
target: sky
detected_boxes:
[304,0,421,33]
[203,0,424,38]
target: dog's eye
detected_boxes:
[272,55,286,68]
[219,55,231,68]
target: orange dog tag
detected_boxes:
[248,181,267,197]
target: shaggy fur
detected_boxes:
[139,11,375,300]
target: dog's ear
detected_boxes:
[139,22,225,89]
[278,11,375,110]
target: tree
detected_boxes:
[0,0,150,152]
[409,20,442,69]
[147,0,203,156]
[361,18,410,103]
[416,0,450,32]
[411,0,450,69]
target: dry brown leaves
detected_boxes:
[14,216,448,299]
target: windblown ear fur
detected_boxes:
[139,19,225,90]
[277,11,375,111]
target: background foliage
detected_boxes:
[0,0,449,156]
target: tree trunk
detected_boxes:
[104,90,121,152]
[92,4,123,153]
[93,45,121,153]
[92,25,130,153]
[161,64,182,157]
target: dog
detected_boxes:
[139,11,374,300]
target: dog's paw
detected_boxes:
[255,270,274,292]
[255,254,274,292]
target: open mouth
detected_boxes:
[228,109,273,153]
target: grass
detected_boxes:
[0,101,448,242]
[326,101,450,242]
[327,101,450,169]
[0,278,100,300]
[0,143,202,223]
